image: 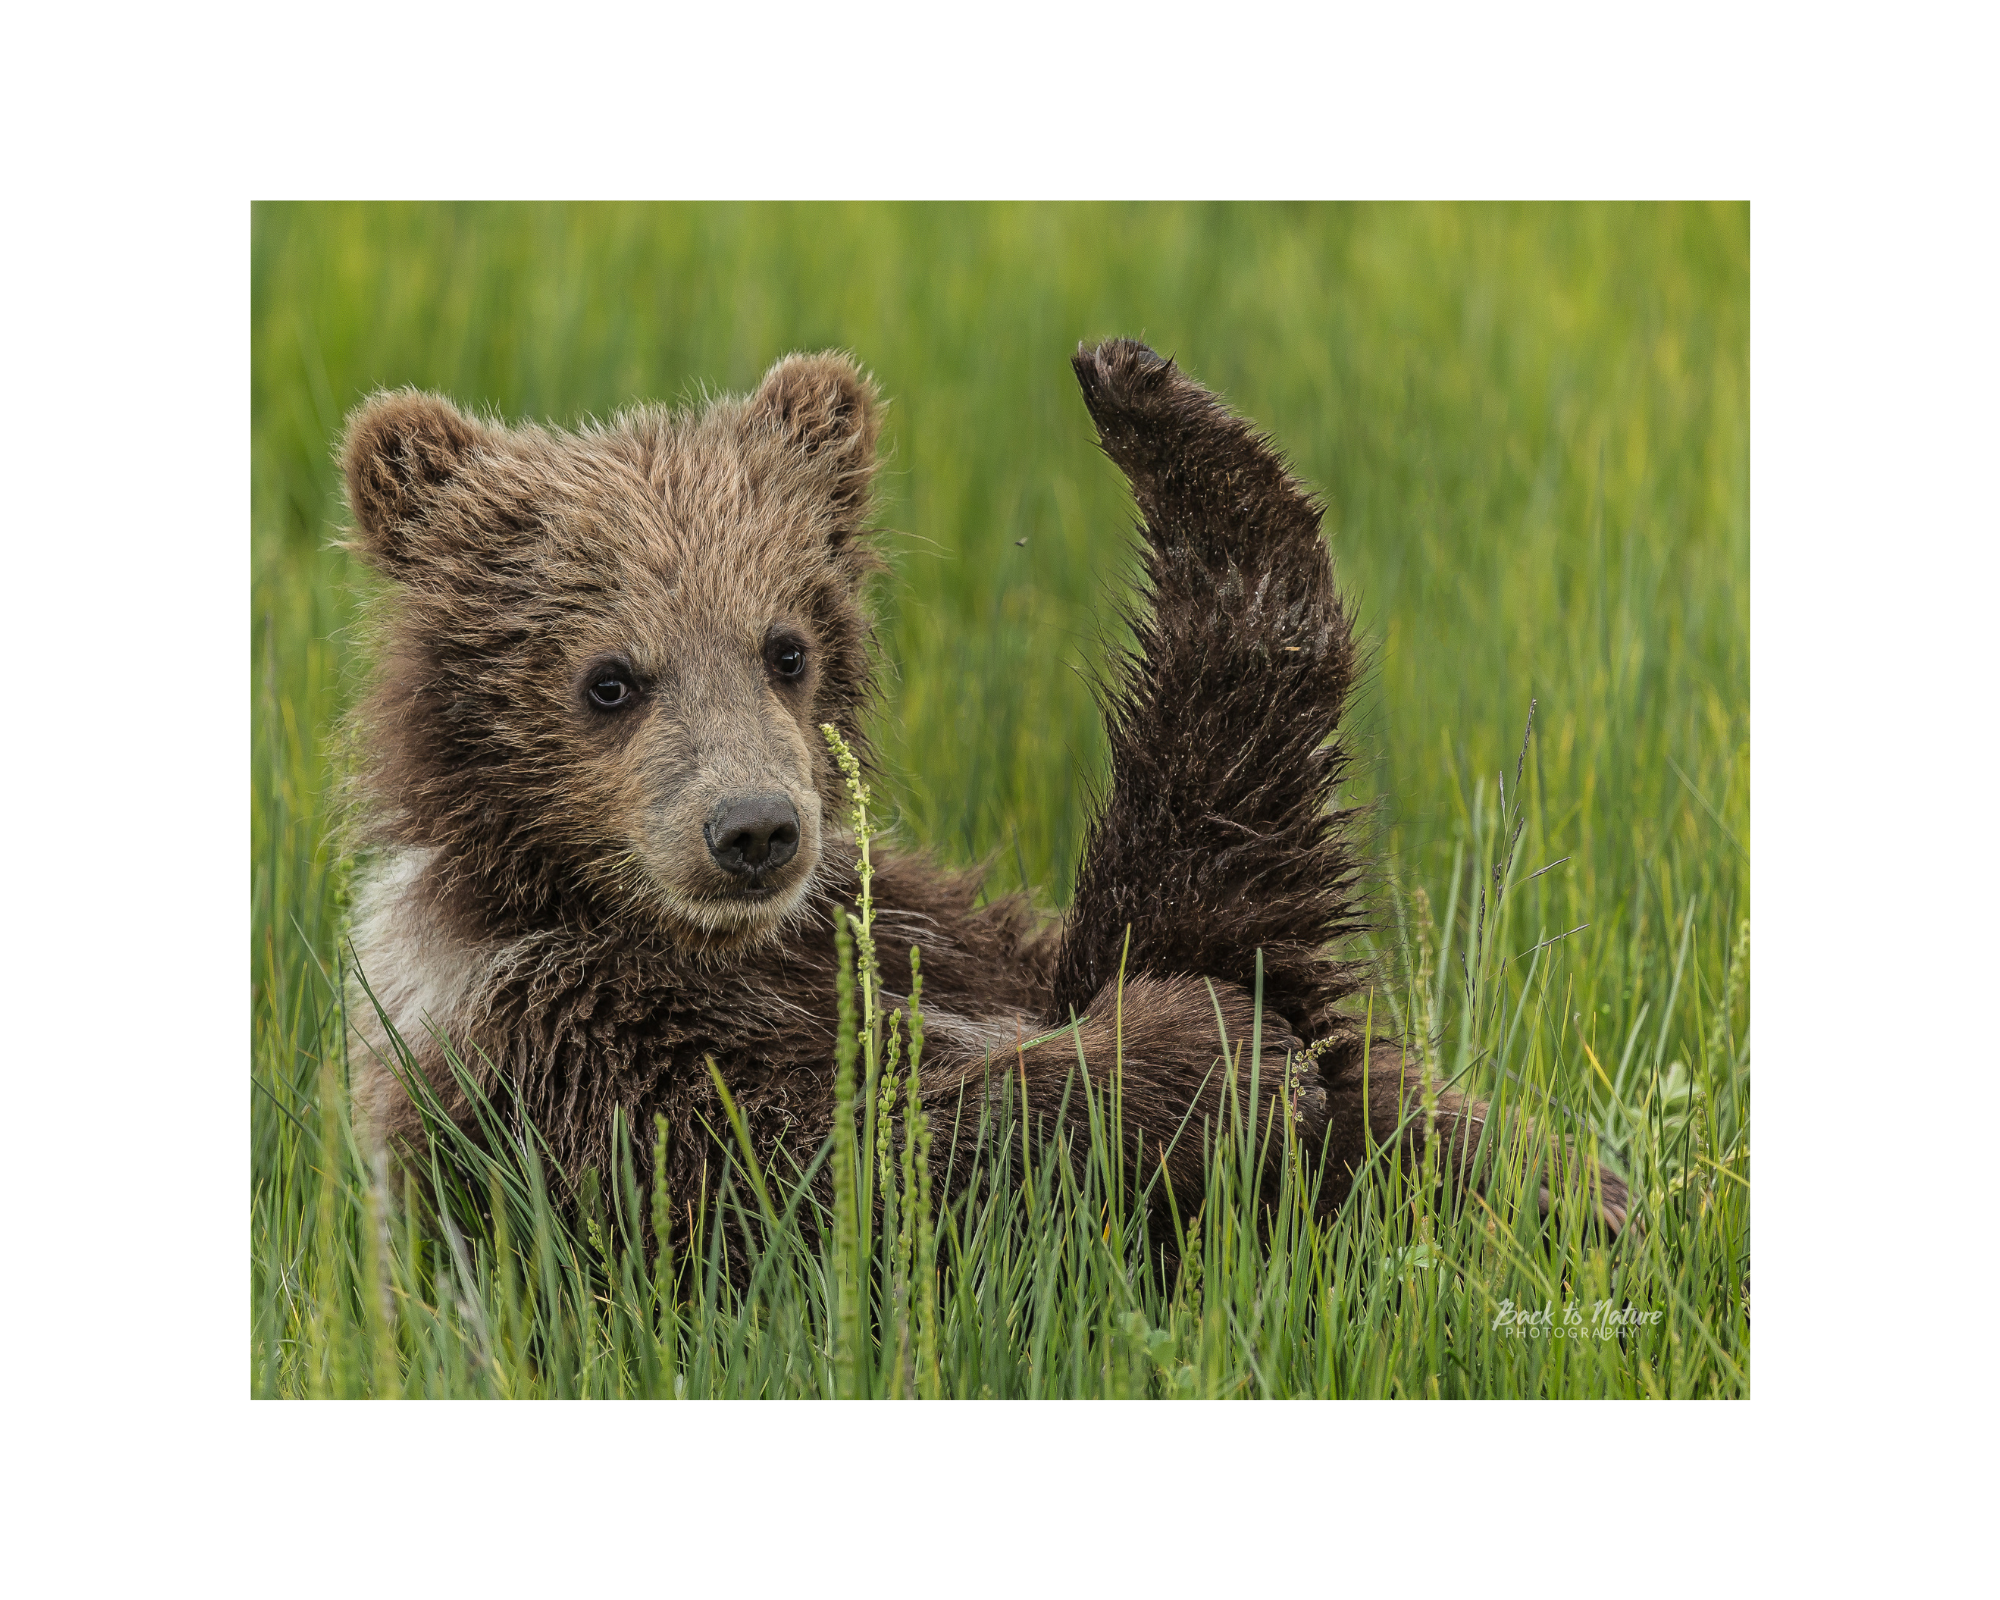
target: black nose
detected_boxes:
[705,794,800,877]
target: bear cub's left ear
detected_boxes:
[746,352,882,531]
[340,390,494,575]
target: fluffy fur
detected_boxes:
[341,340,1626,1240]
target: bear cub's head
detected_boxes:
[342,352,883,949]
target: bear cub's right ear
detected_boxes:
[340,390,492,573]
[745,352,882,541]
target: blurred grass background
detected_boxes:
[252,204,1748,1395]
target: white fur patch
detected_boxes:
[344,849,497,1136]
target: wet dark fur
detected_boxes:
[341,340,1627,1248]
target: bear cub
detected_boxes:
[341,339,1627,1240]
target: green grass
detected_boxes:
[252,201,1748,1399]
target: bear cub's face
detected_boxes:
[342,353,883,947]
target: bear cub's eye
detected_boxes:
[766,637,808,681]
[576,656,646,719]
[586,672,635,711]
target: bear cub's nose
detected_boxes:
[706,794,801,878]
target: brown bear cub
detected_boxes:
[341,339,1627,1243]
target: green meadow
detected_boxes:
[252,202,1748,1398]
